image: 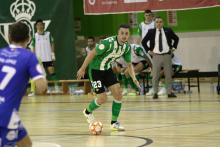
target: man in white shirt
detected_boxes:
[32,19,56,81]
[138,9,155,43]
[142,16,179,99]
[84,36,96,56]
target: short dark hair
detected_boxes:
[35,19,44,26]
[88,36,95,41]
[144,9,152,14]
[9,21,29,43]
[118,24,130,30]
[155,16,163,20]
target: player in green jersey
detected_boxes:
[77,24,140,131]
[114,43,152,95]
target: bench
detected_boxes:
[48,79,91,94]
[140,69,200,94]
[174,69,200,93]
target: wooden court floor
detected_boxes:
[20,83,220,147]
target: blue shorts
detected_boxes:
[0,122,27,147]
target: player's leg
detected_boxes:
[47,62,57,81]
[0,127,18,147]
[108,83,125,131]
[108,83,122,122]
[105,69,125,131]
[132,62,145,94]
[16,123,32,147]
[43,61,56,81]
[16,136,32,147]
[0,123,31,147]
[83,69,107,124]
[133,62,144,73]
[83,92,107,124]
[47,66,55,75]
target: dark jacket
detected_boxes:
[141,27,179,53]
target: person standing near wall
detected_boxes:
[82,36,97,80]
[142,16,179,99]
[84,36,96,56]
[0,22,47,147]
[138,9,155,43]
[32,19,56,81]
[77,24,140,131]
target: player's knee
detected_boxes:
[47,66,54,74]
[115,95,122,101]
[97,94,107,104]
[113,91,123,101]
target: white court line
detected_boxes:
[33,142,61,147]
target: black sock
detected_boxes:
[111,121,117,124]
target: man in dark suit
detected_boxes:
[142,16,179,99]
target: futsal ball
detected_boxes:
[89,121,103,135]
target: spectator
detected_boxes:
[84,36,96,56]
[138,9,155,43]
[32,19,57,81]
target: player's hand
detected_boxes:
[51,52,56,61]
[77,68,85,80]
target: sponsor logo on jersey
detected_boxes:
[6,130,18,141]
[99,44,105,50]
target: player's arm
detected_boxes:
[127,63,140,89]
[28,53,48,94]
[50,38,55,52]
[77,48,96,79]
[51,43,55,52]
[51,43,55,61]
[77,40,109,79]
[123,46,140,89]
[50,33,56,60]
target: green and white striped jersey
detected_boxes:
[89,36,131,70]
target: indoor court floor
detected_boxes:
[20,83,220,147]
